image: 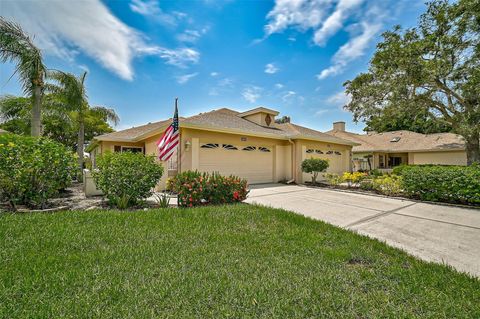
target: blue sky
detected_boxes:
[1,0,425,133]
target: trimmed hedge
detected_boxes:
[398,165,480,205]
[0,134,75,209]
[167,171,249,207]
[93,152,163,209]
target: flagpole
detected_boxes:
[176,97,181,174]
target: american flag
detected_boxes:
[157,99,179,161]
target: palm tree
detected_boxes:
[0,18,46,136]
[47,71,119,179]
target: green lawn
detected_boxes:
[1,205,479,318]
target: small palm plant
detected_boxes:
[0,18,46,136]
[47,71,119,178]
[153,192,171,208]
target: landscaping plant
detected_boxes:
[372,175,404,196]
[153,192,171,208]
[167,170,248,207]
[0,134,75,210]
[301,158,329,184]
[399,165,480,205]
[92,152,163,208]
[325,173,343,186]
[342,171,367,187]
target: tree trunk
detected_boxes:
[31,85,42,136]
[77,115,85,180]
[465,132,480,165]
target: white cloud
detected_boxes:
[282,90,297,101]
[317,20,382,79]
[1,0,199,80]
[314,109,330,117]
[264,1,386,79]
[78,64,90,73]
[208,88,219,96]
[265,0,331,36]
[210,72,219,77]
[129,0,185,26]
[147,47,200,68]
[327,91,351,105]
[265,63,280,74]
[218,78,234,87]
[177,27,209,43]
[242,86,262,103]
[176,72,198,84]
[275,83,284,89]
[313,0,363,46]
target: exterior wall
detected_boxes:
[180,128,291,183]
[275,145,292,181]
[96,129,353,188]
[144,134,170,190]
[410,151,467,166]
[296,139,352,183]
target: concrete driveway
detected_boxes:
[245,184,480,277]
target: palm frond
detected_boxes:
[90,106,120,126]
[0,17,46,94]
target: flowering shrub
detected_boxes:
[342,172,367,187]
[372,175,404,196]
[167,171,249,207]
[0,134,75,209]
[325,173,343,186]
[93,152,163,209]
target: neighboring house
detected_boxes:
[326,121,467,171]
[91,107,356,188]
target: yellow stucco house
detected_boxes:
[91,107,357,189]
[326,121,467,171]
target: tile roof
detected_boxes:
[96,108,355,145]
[326,129,465,152]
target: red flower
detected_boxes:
[233,191,239,200]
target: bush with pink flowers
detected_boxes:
[167,171,249,207]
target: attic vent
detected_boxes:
[390,137,401,142]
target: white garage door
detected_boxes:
[199,143,274,184]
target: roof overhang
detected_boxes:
[94,121,358,147]
[237,107,279,117]
[352,148,465,153]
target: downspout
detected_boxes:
[287,139,295,184]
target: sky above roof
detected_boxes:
[0,0,425,133]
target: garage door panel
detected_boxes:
[199,144,274,184]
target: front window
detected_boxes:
[121,146,143,153]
